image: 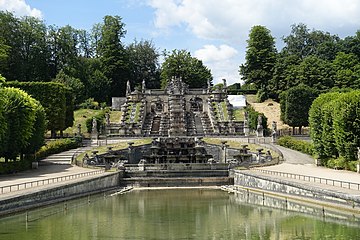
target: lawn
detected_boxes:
[63,109,122,137]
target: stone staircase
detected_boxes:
[200,112,214,134]
[193,113,204,135]
[40,146,92,165]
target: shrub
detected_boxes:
[79,98,100,110]
[85,112,106,133]
[35,138,81,160]
[278,136,314,156]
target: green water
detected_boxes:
[0,189,360,239]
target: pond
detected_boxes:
[0,188,359,239]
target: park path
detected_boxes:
[0,145,100,198]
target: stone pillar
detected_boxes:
[221,141,228,163]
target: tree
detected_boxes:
[160,49,212,88]
[296,55,335,91]
[19,16,50,82]
[127,39,161,89]
[53,70,85,104]
[332,52,360,89]
[23,101,46,157]
[97,15,130,98]
[333,91,360,161]
[0,11,22,81]
[280,85,317,134]
[309,92,340,158]
[239,25,277,92]
[269,52,301,98]
[282,23,340,60]
[0,87,37,161]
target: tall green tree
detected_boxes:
[239,25,277,91]
[282,23,340,60]
[332,52,360,89]
[0,11,22,81]
[296,55,335,91]
[97,15,130,98]
[280,85,317,134]
[19,16,50,82]
[269,53,301,98]
[127,39,161,89]
[161,49,212,88]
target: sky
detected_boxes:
[1,0,360,85]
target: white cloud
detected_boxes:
[147,0,360,41]
[194,44,240,85]
[0,0,42,18]
[195,44,238,62]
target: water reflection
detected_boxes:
[0,189,359,239]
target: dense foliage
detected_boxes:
[277,136,314,156]
[280,85,317,134]
[309,90,360,169]
[4,81,72,137]
[241,23,360,99]
[240,25,277,94]
[0,11,162,103]
[0,87,46,161]
[160,49,212,88]
[246,106,268,134]
[35,138,81,160]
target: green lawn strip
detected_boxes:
[110,110,122,123]
[76,138,152,162]
[63,109,103,135]
[221,101,228,120]
[212,102,219,120]
[133,102,141,123]
[126,103,133,123]
[203,138,279,158]
[233,109,245,121]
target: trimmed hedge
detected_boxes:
[278,136,314,156]
[5,81,74,133]
[35,138,81,160]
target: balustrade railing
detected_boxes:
[0,170,105,195]
[253,169,360,191]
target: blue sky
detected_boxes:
[2,0,360,85]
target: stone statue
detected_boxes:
[271,121,277,142]
[77,124,81,136]
[126,80,131,95]
[244,111,248,121]
[105,112,110,125]
[256,115,263,137]
[358,147,360,161]
[258,115,262,126]
[222,78,227,88]
[207,79,211,92]
[142,79,146,93]
[92,117,98,133]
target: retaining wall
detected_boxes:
[0,172,121,215]
[233,170,360,207]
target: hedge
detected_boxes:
[4,81,74,134]
[35,138,81,160]
[278,136,314,156]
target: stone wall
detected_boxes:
[233,170,360,207]
[0,172,121,215]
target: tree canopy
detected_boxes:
[160,49,212,88]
